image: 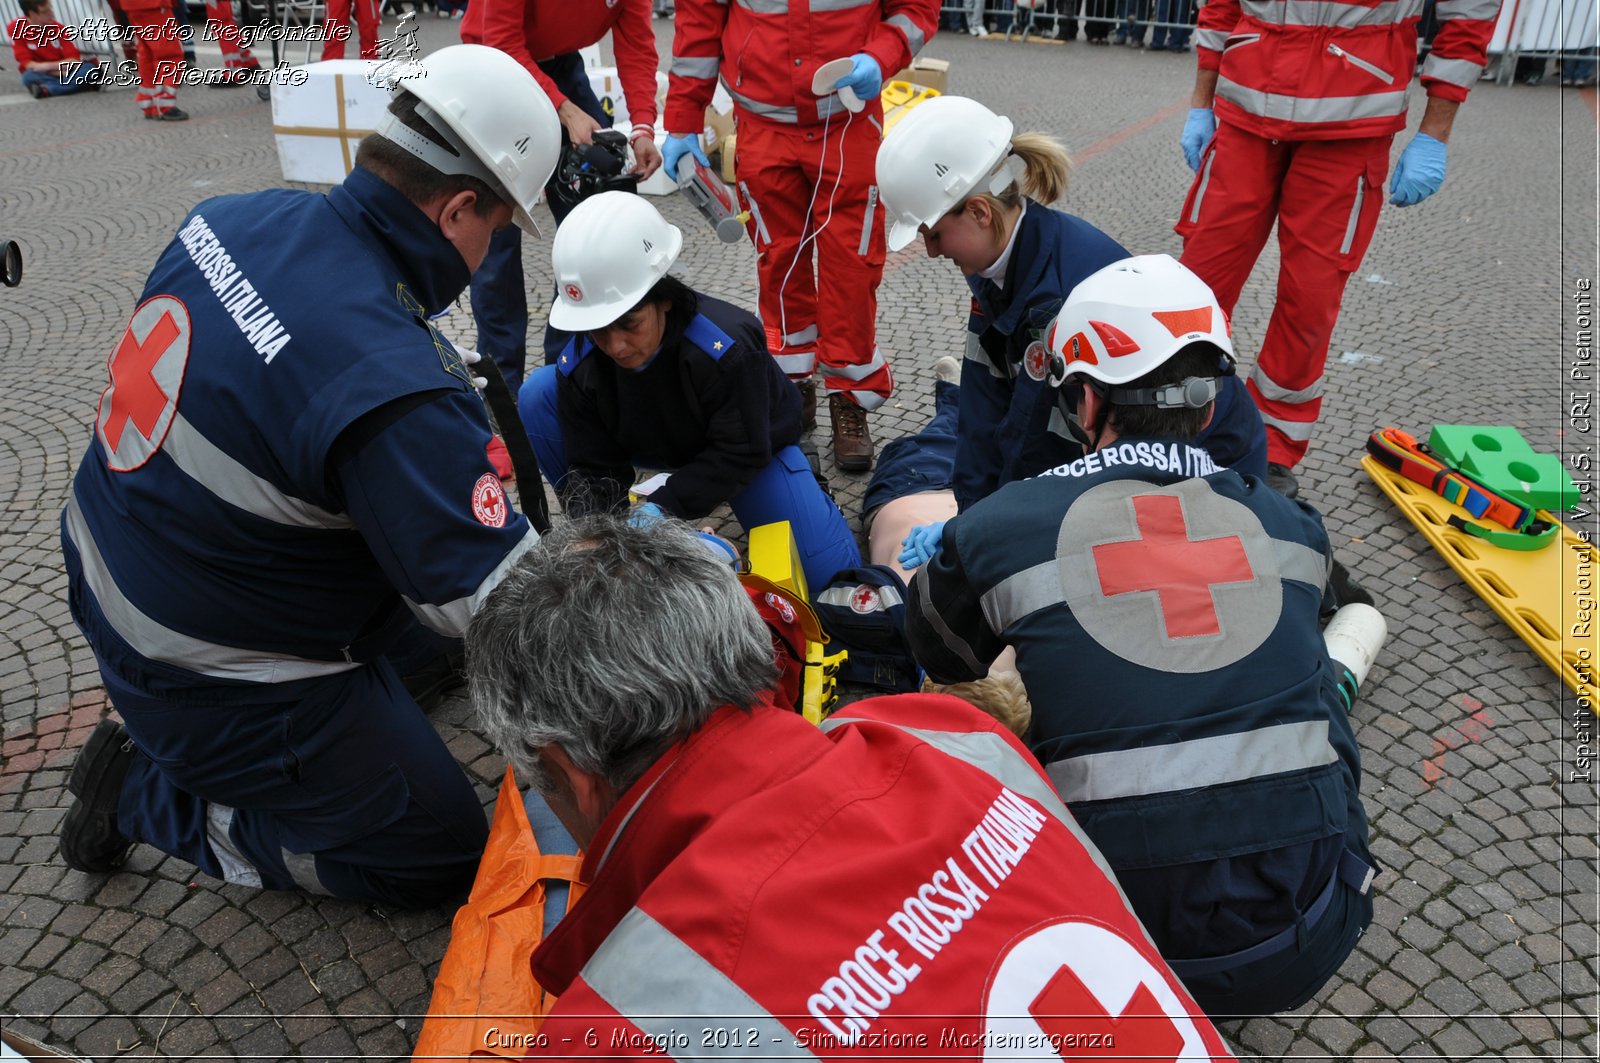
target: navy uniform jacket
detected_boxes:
[906,438,1370,961]
[958,202,1267,511]
[554,293,803,520]
[62,166,537,692]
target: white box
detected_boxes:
[586,65,670,131]
[271,60,393,186]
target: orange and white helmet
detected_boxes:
[1045,254,1234,397]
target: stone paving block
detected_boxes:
[107,967,173,1014]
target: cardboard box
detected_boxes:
[720,132,737,185]
[893,56,949,95]
[585,66,670,131]
[270,60,392,185]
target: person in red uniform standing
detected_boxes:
[120,0,187,120]
[458,0,662,478]
[661,0,938,473]
[320,0,378,59]
[1175,0,1500,495]
[9,0,103,98]
[204,0,262,82]
[465,515,1240,1060]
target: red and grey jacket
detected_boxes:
[8,17,82,69]
[461,0,658,136]
[664,0,938,131]
[1196,0,1501,140]
[528,694,1237,1061]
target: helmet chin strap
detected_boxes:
[1059,380,1110,451]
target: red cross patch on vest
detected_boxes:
[96,296,193,472]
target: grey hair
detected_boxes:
[467,514,778,796]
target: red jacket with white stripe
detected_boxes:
[461,0,658,135]
[664,0,938,132]
[526,695,1237,1062]
[1196,0,1501,141]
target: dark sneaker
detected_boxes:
[27,82,47,99]
[829,392,875,472]
[146,106,191,121]
[1322,557,1376,622]
[60,720,136,874]
[1266,462,1300,499]
[796,376,818,432]
[402,651,466,711]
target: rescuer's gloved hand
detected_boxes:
[628,501,666,527]
[455,346,489,391]
[663,133,710,181]
[1181,107,1215,173]
[834,53,884,101]
[898,521,947,570]
[1389,131,1447,206]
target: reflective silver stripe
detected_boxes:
[206,804,263,888]
[1249,364,1325,404]
[818,718,1126,888]
[1046,405,1071,440]
[728,87,798,122]
[859,185,879,257]
[886,12,927,52]
[965,331,1007,379]
[1434,0,1501,19]
[1259,409,1318,441]
[821,347,887,382]
[1217,76,1408,124]
[1240,0,1411,27]
[817,581,904,610]
[670,55,721,80]
[813,0,875,9]
[1189,147,1217,224]
[163,414,352,530]
[404,525,541,638]
[734,0,786,12]
[1421,54,1485,88]
[280,847,330,895]
[816,93,856,121]
[739,181,773,244]
[782,324,819,348]
[1195,26,1228,48]
[774,351,816,374]
[980,531,1328,630]
[1327,42,1396,84]
[582,908,823,1060]
[980,561,1058,633]
[1339,173,1365,256]
[1276,539,1329,589]
[910,565,987,675]
[1048,719,1339,803]
[830,387,887,411]
[64,495,362,682]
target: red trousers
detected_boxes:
[206,0,259,69]
[1177,122,1390,467]
[320,0,380,60]
[122,3,183,116]
[734,111,893,411]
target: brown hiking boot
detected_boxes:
[829,392,874,472]
[796,377,817,432]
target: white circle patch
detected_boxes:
[472,473,508,528]
[96,295,192,472]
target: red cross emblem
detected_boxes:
[1030,963,1184,1063]
[849,585,879,613]
[564,283,584,303]
[472,473,508,528]
[1024,340,1051,382]
[1093,494,1253,638]
[97,296,191,472]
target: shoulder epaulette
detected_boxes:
[684,313,737,361]
[556,337,592,377]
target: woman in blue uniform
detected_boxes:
[875,96,1267,534]
[518,192,861,593]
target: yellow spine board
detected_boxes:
[1363,455,1599,709]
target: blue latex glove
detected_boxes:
[833,53,884,102]
[628,501,666,528]
[1389,131,1447,207]
[1181,107,1215,173]
[898,521,947,571]
[662,133,710,182]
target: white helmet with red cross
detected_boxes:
[1045,254,1234,395]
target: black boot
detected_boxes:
[60,720,137,874]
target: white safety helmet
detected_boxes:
[1046,254,1234,397]
[374,44,561,236]
[876,95,1020,252]
[548,191,684,332]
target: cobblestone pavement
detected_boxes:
[2,13,1597,1060]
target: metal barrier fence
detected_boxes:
[1,0,124,58]
[938,0,1196,42]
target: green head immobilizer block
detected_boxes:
[1427,425,1579,512]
